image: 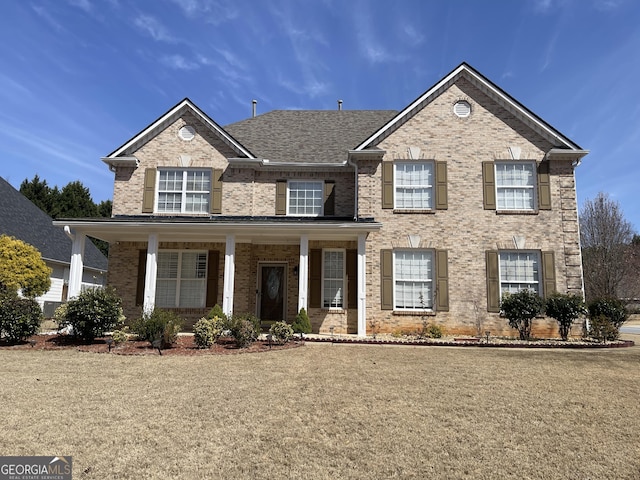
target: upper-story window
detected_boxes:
[157,169,211,214]
[288,181,323,216]
[495,162,536,211]
[394,162,434,210]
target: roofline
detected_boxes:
[355,62,583,151]
[106,98,256,159]
[228,158,350,169]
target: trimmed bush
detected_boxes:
[269,321,294,345]
[500,290,545,340]
[56,287,124,342]
[111,328,129,345]
[193,316,225,348]
[0,291,42,344]
[545,293,586,341]
[228,313,260,348]
[132,308,182,349]
[587,298,628,341]
[292,308,311,335]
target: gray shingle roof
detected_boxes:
[225,110,397,163]
[0,177,108,271]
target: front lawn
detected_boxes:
[1,344,639,479]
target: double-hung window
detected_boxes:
[394,162,434,209]
[322,249,344,309]
[495,162,535,210]
[499,251,540,295]
[288,181,323,216]
[155,251,208,308]
[394,250,433,310]
[157,169,211,214]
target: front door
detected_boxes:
[259,264,286,323]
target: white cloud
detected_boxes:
[31,5,66,33]
[67,0,92,13]
[402,25,425,47]
[160,54,200,70]
[168,0,238,25]
[133,14,177,43]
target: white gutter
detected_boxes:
[101,156,140,172]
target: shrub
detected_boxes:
[0,291,42,344]
[269,321,294,345]
[111,328,129,345]
[132,308,182,349]
[545,293,586,341]
[587,298,628,341]
[425,323,445,339]
[228,313,260,348]
[57,287,124,342]
[292,308,311,335]
[207,304,227,322]
[193,316,225,348]
[500,290,545,340]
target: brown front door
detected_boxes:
[259,264,286,322]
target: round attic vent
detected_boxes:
[453,100,471,118]
[178,125,196,141]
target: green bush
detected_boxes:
[292,308,311,334]
[193,316,225,348]
[0,291,42,344]
[500,290,545,340]
[228,313,260,348]
[132,308,182,349]
[207,304,227,322]
[56,287,124,342]
[587,298,628,341]
[269,321,294,345]
[111,328,129,345]
[545,293,586,341]
[425,323,445,339]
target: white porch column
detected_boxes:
[298,234,309,312]
[223,234,236,317]
[143,233,159,315]
[67,229,86,299]
[357,233,367,337]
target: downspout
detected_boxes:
[347,154,359,221]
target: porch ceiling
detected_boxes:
[52,218,382,244]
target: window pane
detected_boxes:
[395,163,433,209]
[495,163,535,210]
[157,252,179,278]
[158,170,211,214]
[288,181,322,215]
[179,279,205,307]
[323,250,344,308]
[155,279,177,307]
[158,193,182,213]
[394,250,433,309]
[499,252,540,295]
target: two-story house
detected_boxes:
[56,63,588,337]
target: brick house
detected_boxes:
[56,63,588,337]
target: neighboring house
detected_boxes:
[55,63,588,336]
[0,177,108,315]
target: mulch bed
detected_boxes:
[0,334,303,356]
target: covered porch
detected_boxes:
[54,217,380,336]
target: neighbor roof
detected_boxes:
[0,177,108,271]
[224,110,397,164]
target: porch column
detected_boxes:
[143,233,158,315]
[67,229,86,299]
[223,234,236,317]
[357,233,367,337]
[298,234,309,312]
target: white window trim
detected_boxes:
[392,249,434,311]
[393,161,435,210]
[494,161,537,211]
[155,250,208,308]
[156,168,211,214]
[321,248,345,310]
[286,180,324,217]
[498,250,541,296]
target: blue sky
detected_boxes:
[1,0,638,231]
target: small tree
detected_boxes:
[500,290,545,340]
[545,293,586,341]
[292,308,311,335]
[0,290,42,344]
[0,235,51,298]
[57,287,124,342]
[587,298,628,341]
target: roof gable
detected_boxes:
[0,177,107,271]
[106,98,255,159]
[355,62,583,152]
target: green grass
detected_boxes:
[1,342,639,479]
